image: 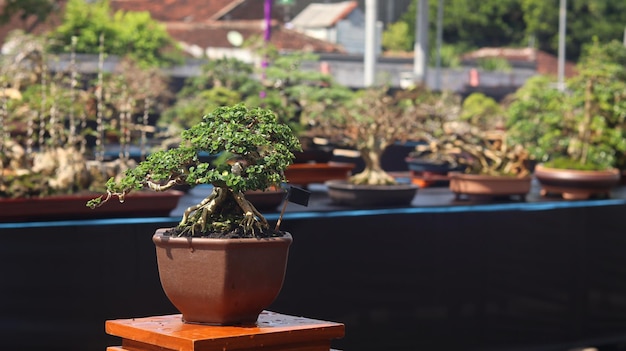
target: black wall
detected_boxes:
[3,201,626,350]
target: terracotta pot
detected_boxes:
[448,172,532,201]
[534,164,620,200]
[245,187,286,211]
[285,162,354,187]
[325,180,418,207]
[153,229,292,325]
[0,190,183,222]
[293,148,334,164]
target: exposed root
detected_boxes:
[179,187,226,234]
[350,168,396,185]
[232,190,269,234]
[177,186,269,237]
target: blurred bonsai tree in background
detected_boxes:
[460,92,505,130]
[506,39,626,170]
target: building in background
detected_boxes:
[290,1,382,55]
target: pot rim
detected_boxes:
[325,179,418,191]
[448,172,532,181]
[153,228,293,247]
[535,163,620,177]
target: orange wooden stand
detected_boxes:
[106,311,345,351]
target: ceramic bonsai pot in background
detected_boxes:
[325,180,417,207]
[533,164,620,200]
[506,41,626,200]
[89,105,301,325]
[448,172,532,201]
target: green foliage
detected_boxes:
[179,57,261,97]
[429,44,463,68]
[523,0,626,61]
[48,0,182,68]
[388,0,626,63]
[475,57,512,71]
[160,58,260,131]
[506,75,574,164]
[506,40,626,170]
[398,0,524,52]
[7,80,90,146]
[545,157,604,171]
[258,50,353,134]
[91,104,301,235]
[382,21,413,52]
[126,104,299,191]
[460,92,504,129]
[161,51,354,140]
[159,87,243,130]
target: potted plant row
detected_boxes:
[506,40,626,200]
[0,31,182,221]
[88,104,301,325]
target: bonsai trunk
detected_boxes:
[579,78,594,165]
[350,137,396,185]
[179,186,269,236]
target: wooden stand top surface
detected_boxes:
[106,311,345,351]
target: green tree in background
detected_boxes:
[522,0,626,61]
[389,0,525,52]
[48,0,182,68]
[506,40,626,170]
[384,0,626,63]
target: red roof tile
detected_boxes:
[110,0,287,23]
[166,20,345,53]
[461,47,577,77]
[0,0,343,55]
[110,0,229,22]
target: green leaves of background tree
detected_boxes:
[47,0,182,68]
[383,0,626,63]
[506,40,626,170]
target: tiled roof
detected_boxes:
[110,0,230,22]
[110,0,287,23]
[166,20,345,53]
[112,0,343,53]
[461,47,577,77]
[0,0,343,55]
[290,1,358,28]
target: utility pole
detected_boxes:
[413,0,429,85]
[434,0,444,91]
[364,0,377,87]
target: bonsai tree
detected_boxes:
[88,104,301,238]
[459,92,506,131]
[310,86,461,185]
[506,39,626,171]
[412,122,531,177]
